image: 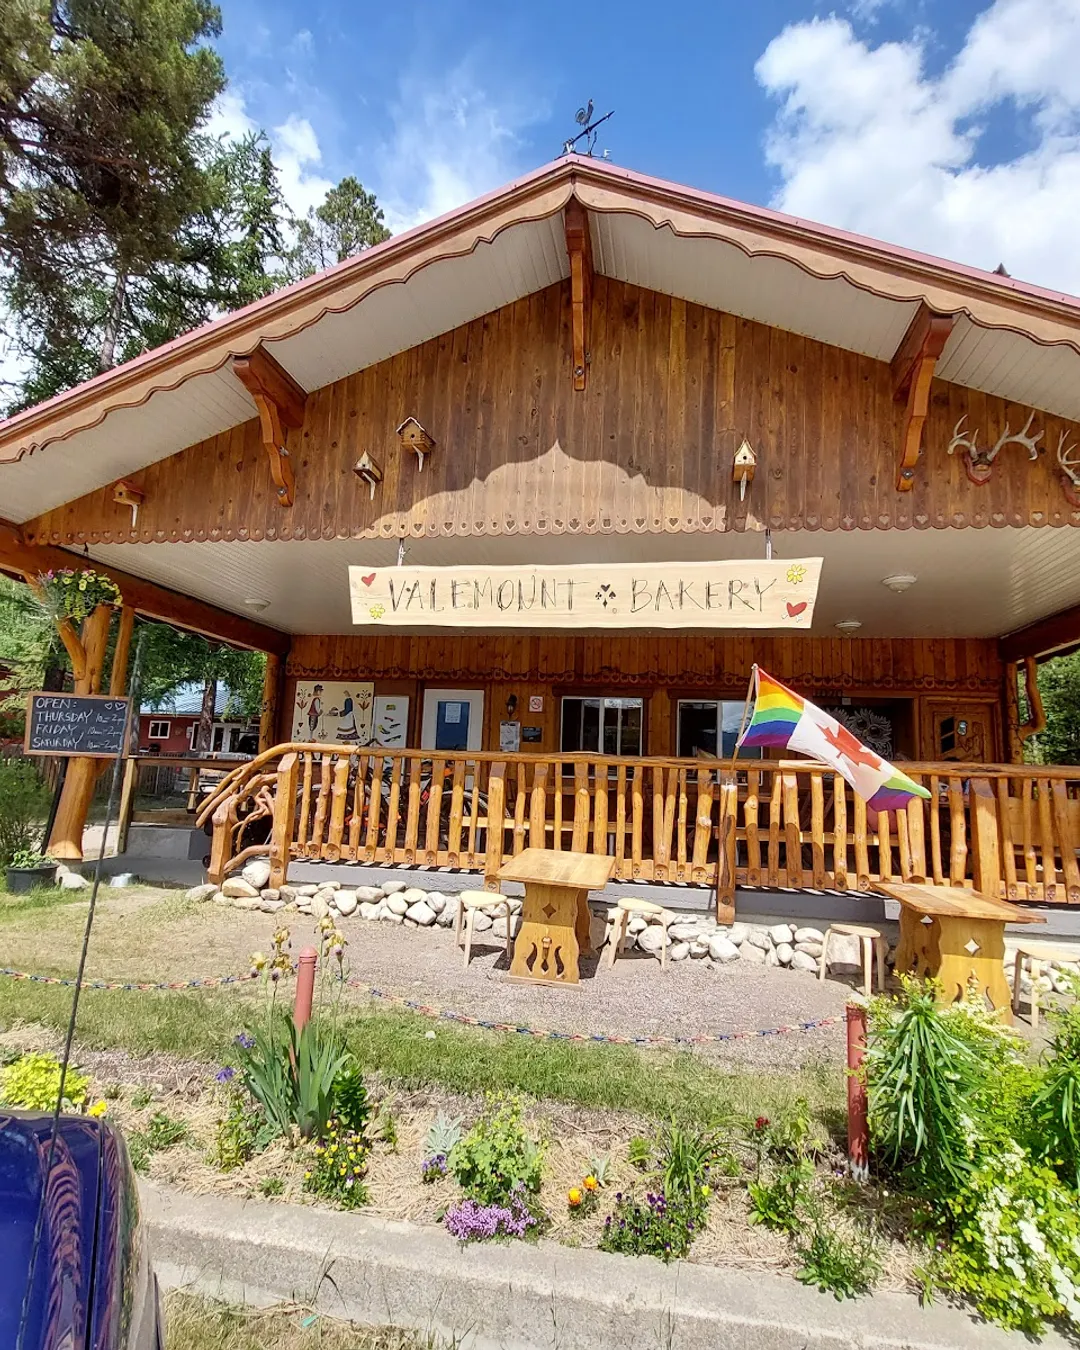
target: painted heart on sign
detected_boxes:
[786,601,807,618]
[361,573,376,586]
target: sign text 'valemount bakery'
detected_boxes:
[350,559,823,629]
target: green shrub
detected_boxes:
[748,1160,813,1234]
[236,1019,353,1141]
[935,1147,1080,1333]
[0,1052,88,1110]
[212,1089,275,1172]
[128,1110,188,1174]
[655,1120,725,1213]
[795,1197,881,1300]
[258,1177,284,1197]
[449,1094,543,1206]
[0,758,49,869]
[334,1064,370,1135]
[1029,995,1080,1190]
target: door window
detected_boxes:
[560,697,644,756]
[421,689,484,752]
[676,700,761,760]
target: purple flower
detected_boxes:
[215,1066,235,1083]
[235,1032,255,1050]
[444,1185,538,1243]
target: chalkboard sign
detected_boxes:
[24,693,130,758]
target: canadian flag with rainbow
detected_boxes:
[736,666,931,812]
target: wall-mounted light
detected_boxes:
[397,417,435,472]
[505,694,518,718]
[353,452,384,500]
[732,438,756,501]
[881,573,918,594]
[834,619,863,633]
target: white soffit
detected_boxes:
[86,526,1080,641]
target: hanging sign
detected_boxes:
[24,693,129,758]
[350,559,822,630]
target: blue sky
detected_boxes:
[209,0,1080,292]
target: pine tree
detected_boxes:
[285,175,390,281]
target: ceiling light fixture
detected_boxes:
[881,573,917,594]
[243,598,271,613]
[834,619,863,633]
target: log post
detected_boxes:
[968,776,1003,899]
[259,652,283,753]
[715,774,738,924]
[47,603,114,860]
[269,752,299,889]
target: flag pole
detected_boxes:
[728,664,758,778]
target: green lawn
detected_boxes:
[166,1292,446,1350]
[0,973,844,1128]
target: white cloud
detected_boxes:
[756,0,1080,293]
[205,91,332,219]
[374,64,547,233]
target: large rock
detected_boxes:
[775,942,794,966]
[506,896,523,914]
[386,892,409,916]
[279,886,298,901]
[354,886,384,903]
[669,941,690,962]
[823,933,862,974]
[765,947,780,966]
[795,940,823,958]
[406,900,437,927]
[745,927,772,951]
[689,940,710,959]
[314,879,340,890]
[59,871,88,890]
[382,880,408,895]
[221,878,259,899]
[212,891,229,905]
[436,904,457,929]
[241,859,272,889]
[232,895,261,911]
[260,898,285,913]
[294,885,319,898]
[669,923,703,942]
[792,950,819,973]
[491,914,522,940]
[359,901,381,921]
[260,888,280,902]
[727,922,750,947]
[425,892,446,915]
[184,883,217,903]
[334,891,358,916]
[709,936,741,963]
[310,896,331,920]
[470,911,492,932]
[741,942,767,964]
[627,915,648,935]
[768,923,794,946]
[381,911,404,924]
[638,926,668,955]
[794,926,824,944]
[402,888,429,906]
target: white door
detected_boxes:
[421,689,485,752]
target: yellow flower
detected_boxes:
[568,1187,583,1208]
[785,564,807,586]
[88,1100,107,1118]
[251,951,267,972]
[304,1170,312,1179]
[701,1184,712,1199]
[583,1175,598,1192]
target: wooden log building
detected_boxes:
[2,155,1079,905]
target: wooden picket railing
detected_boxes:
[196,745,1080,909]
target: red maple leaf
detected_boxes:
[822,721,882,770]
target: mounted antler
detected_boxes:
[1058,427,1080,506]
[946,415,978,459]
[984,410,1043,466]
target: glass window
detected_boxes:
[148,720,170,739]
[561,697,644,756]
[677,700,761,760]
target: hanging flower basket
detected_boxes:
[36,569,122,624]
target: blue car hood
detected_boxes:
[0,1110,103,1350]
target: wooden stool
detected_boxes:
[818,923,888,998]
[455,890,512,969]
[605,897,676,972]
[1011,942,1080,1028]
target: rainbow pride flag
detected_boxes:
[737,666,930,813]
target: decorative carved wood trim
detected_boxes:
[892,303,956,491]
[1001,602,1080,663]
[232,346,307,507]
[564,198,593,391]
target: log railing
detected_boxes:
[197,745,1080,908]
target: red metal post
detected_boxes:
[294,946,318,1032]
[846,1002,869,1182]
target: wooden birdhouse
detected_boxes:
[112,479,145,528]
[397,417,435,472]
[732,439,757,501]
[352,452,384,500]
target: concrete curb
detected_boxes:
[142,1182,1069,1350]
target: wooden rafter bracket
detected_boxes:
[891,303,956,491]
[232,346,308,507]
[1017,656,1047,741]
[564,198,593,391]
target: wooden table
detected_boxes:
[498,848,615,986]
[873,881,1044,1021]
